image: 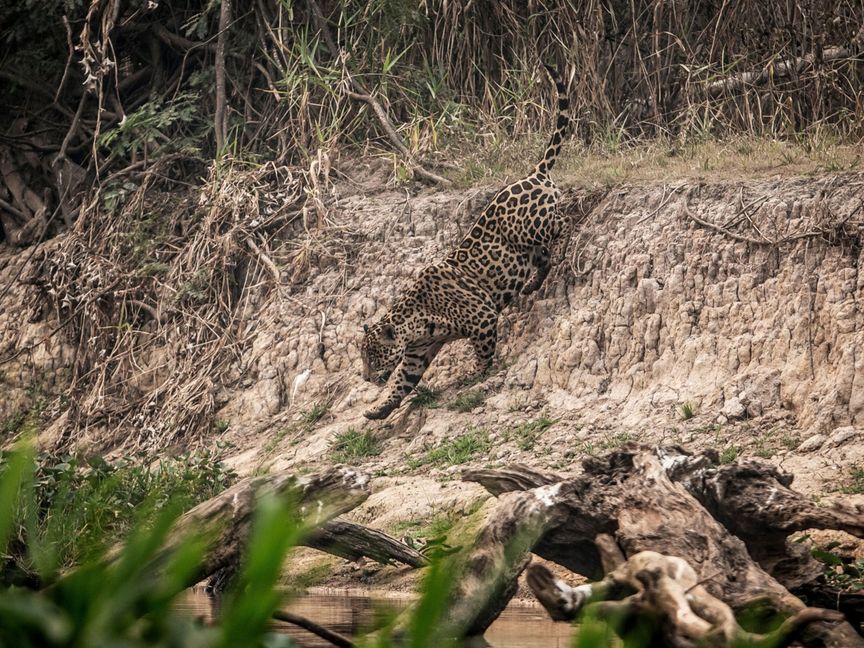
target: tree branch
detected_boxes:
[214,0,231,152]
[272,610,354,648]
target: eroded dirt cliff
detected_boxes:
[1,167,863,560]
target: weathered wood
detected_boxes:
[461,465,560,496]
[160,466,370,585]
[305,520,427,568]
[462,447,863,647]
[528,535,844,648]
[381,487,559,643]
[446,488,558,636]
[657,447,864,589]
[467,449,864,590]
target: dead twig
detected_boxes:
[681,199,770,245]
[636,183,686,224]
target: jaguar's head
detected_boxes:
[360,321,400,384]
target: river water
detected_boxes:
[177,588,574,647]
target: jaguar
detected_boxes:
[360,64,570,420]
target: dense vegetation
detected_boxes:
[1,0,862,240]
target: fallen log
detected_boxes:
[133,465,371,586]
[656,446,864,589]
[272,610,354,648]
[306,520,428,568]
[450,446,863,647]
[208,519,426,592]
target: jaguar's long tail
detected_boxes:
[534,65,569,177]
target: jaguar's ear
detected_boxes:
[363,323,369,333]
[381,324,395,341]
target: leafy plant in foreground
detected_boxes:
[1,449,235,582]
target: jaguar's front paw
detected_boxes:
[364,402,395,420]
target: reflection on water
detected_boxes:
[177,588,573,648]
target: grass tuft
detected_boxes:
[330,429,382,463]
[511,416,557,451]
[408,429,490,469]
[446,391,486,413]
[678,402,695,421]
[841,468,864,495]
[302,400,332,425]
[411,386,442,409]
[719,446,740,464]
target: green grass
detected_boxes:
[1,395,44,442]
[411,385,442,409]
[841,468,864,494]
[393,513,458,543]
[408,429,490,469]
[753,445,775,459]
[1,412,27,437]
[751,428,801,460]
[302,400,332,425]
[257,400,334,468]
[678,402,695,421]
[330,429,382,463]
[0,441,305,647]
[446,391,485,413]
[285,558,336,590]
[1,450,235,575]
[259,426,294,462]
[719,446,740,464]
[692,423,722,434]
[598,431,635,450]
[511,416,557,451]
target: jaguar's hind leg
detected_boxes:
[364,341,444,419]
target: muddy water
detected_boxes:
[177,588,573,647]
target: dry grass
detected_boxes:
[450,135,863,189]
[34,157,337,451]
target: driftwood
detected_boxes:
[306,520,427,568]
[442,446,863,647]
[200,478,427,593]
[528,538,843,648]
[140,466,371,585]
[207,516,426,593]
[272,610,355,648]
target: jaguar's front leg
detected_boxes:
[364,342,443,419]
[469,324,497,378]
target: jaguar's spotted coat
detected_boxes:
[360,65,570,420]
